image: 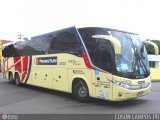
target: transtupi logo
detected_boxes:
[36,57,57,65]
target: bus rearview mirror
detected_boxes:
[92,35,121,55]
[143,40,159,55]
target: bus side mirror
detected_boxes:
[92,35,121,55]
[143,40,159,55]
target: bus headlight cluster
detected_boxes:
[113,80,130,89]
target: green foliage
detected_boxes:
[145,43,154,54]
[144,40,160,55]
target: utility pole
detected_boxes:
[17,35,24,39]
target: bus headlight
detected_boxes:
[113,80,130,89]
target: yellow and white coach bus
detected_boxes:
[1,26,151,102]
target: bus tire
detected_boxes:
[73,81,90,103]
[9,73,14,84]
[15,74,21,86]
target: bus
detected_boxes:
[144,40,160,81]
[1,26,151,102]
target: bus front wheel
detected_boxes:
[73,81,90,102]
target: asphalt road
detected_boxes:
[0,77,160,114]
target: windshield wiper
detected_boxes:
[136,50,148,76]
[131,48,146,78]
[139,52,149,75]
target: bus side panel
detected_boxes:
[31,67,42,87]
[51,54,68,92]
[41,68,52,89]
[68,69,92,95]
[53,68,68,92]
[2,56,32,85]
[3,57,16,80]
[66,54,93,95]
[28,54,69,91]
[21,56,29,83]
[92,71,113,100]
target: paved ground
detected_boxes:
[0,77,160,114]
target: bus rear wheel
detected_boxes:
[9,73,14,84]
[15,74,21,86]
[73,81,90,103]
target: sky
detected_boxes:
[0,0,160,41]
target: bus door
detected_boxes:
[89,39,114,100]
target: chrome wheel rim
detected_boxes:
[78,87,87,97]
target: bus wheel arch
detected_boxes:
[8,71,14,84]
[72,78,91,102]
[14,72,21,86]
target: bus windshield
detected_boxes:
[112,31,150,78]
[78,27,150,79]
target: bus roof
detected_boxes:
[75,24,138,35]
[31,27,75,39]
[31,25,138,39]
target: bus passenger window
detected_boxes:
[49,29,82,56]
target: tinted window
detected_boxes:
[2,44,17,57]
[24,37,51,55]
[3,27,83,57]
[92,38,113,72]
[48,28,82,56]
[78,28,114,72]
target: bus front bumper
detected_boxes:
[112,83,151,101]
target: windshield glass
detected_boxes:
[130,34,150,75]
[112,31,150,78]
[111,31,135,73]
[78,27,150,79]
